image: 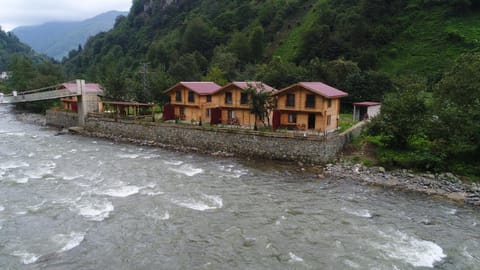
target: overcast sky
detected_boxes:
[0,0,132,31]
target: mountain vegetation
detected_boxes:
[3,0,480,177]
[13,11,128,60]
[0,27,45,71]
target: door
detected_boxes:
[308,113,316,130]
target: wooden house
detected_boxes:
[59,82,104,112]
[163,82,222,122]
[210,82,275,126]
[272,82,348,132]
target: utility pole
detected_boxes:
[139,62,150,102]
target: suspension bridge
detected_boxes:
[0,80,103,126]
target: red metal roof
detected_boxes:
[353,101,381,107]
[214,81,276,94]
[61,83,104,94]
[164,82,222,95]
[297,82,348,98]
[231,81,275,92]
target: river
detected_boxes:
[0,105,479,269]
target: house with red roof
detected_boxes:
[210,82,275,126]
[163,82,222,122]
[59,82,104,112]
[272,82,348,132]
[353,101,381,121]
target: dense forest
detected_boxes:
[0,27,45,71]
[2,0,479,177]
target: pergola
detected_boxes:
[99,101,155,121]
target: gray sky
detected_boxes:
[0,0,132,31]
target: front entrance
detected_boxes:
[308,113,316,129]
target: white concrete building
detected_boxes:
[353,102,381,121]
[0,72,9,80]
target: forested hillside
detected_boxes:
[62,0,480,103]
[0,28,43,70]
[57,0,479,176]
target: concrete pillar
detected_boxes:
[77,79,87,126]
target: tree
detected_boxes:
[149,67,172,105]
[430,53,480,157]
[249,26,265,63]
[168,53,205,81]
[243,83,274,130]
[228,32,250,64]
[210,46,239,80]
[31,61,64,89]
[6,54,36,91]
[203,66,228,86]
[308,58,360,89]
[257,57,307,89]
[368,82,428,149]
[343,71,393,102]
[182,17,218,57]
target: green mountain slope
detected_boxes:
[62,0,480,102]
[0,29,41,70]
[274,1,480,77]
[377,8,480,76]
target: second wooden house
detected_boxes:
[210,81,275,126]
[272,82,348,132]
[163,82,222,122]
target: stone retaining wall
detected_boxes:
[83,116,365,163]
[46,110,78,128]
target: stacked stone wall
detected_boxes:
[83,116,364,163]
[46,110,78,128]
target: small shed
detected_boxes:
[353,102,381,121]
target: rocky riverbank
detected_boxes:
[14,110,46,126]
[323,163,480,207]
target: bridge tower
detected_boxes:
[76,79,99,126]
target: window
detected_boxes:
[206,108,211,117]
[175,91,182,102]
[240,92,248,105]
[306,94,315,108]
[225,92,232,104]
[228,109,235,119]
[327,115,332,126]
[188,91,195,103]
[327,99,332,108]
[288,113,297,123]
[286,94,295,107]
[206,95,212,102]
[179,107,185,119]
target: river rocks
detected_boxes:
[15,111,46,126]
[325,163,479,207]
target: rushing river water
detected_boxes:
[0,105,479,270]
